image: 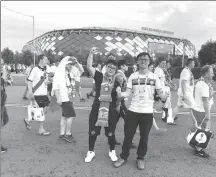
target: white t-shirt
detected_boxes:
[193,80,214,112]
[154,67,165,87]
[71,65,83,82]
[27,66,48,96]
[127,71,162,113]
[178,68,194,97]
[59,72,75,102]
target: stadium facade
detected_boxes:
[23,27,196,59]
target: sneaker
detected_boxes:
[153,109,161,113]
[1,146,7,153]
[136,159,145,170]
[85,151,95,163]
[109,150,118,162]
[167,122,177,125]
[113,159,127,168]
[63,134,76,143]
[195,149,210,158]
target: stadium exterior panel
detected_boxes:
[23,27,196,59]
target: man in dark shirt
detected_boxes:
[84,47,118,163]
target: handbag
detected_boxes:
[27,101,45,122]
[186,117,213,149]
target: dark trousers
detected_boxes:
[88,101,118,151]
[120,111,153,160]
[1,106,9,127]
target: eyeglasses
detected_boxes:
[107,66,116,70]
[138,59,149,62]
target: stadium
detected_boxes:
[22,27,196,59]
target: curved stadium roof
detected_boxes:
[23,27,196,58]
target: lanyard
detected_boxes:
[137,73,148,93]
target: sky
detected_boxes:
[1,1,216,54]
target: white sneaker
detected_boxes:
[154,109,161,113]
[85,151,95,163]
[109,150,118,162]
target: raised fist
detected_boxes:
[90,47,98,54]
[116,86,121,93]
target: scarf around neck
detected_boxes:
[99,74,113,102]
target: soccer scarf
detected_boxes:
[66,73,76,102]
[95,74,113,127]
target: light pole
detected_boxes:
[182,39,187,67]
[2,6,36,65]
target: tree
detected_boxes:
[198,39,216,66]
[1,47,14,64]
[14,51,23,64]
[22,50,34,66]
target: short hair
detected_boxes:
[117,59,126,69]
[158,56,167,64]
[136,52,151,61]
[38,54,46,61]
[201,65,212,76]
[186,59,194,66]
[107,53,116,60]
[106,59,117,66]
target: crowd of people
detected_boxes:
[1,48,215,171]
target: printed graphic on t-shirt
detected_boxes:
[132,78,156,86]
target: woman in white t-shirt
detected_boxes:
[52,56,77,143]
